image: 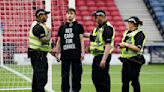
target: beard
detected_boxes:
[43,19,47,22]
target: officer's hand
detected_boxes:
[119,43,127,48]
[100,59,106,69]
[45,25,51,32]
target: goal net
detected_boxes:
[0,0,68,91]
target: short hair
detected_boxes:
[66,8,76,14]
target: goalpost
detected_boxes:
[0,0,68,91]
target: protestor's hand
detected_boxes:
[100,59,106,69]
[50,49,60,62]
[54,53,60,62]
[80,53,85,61]
[80,56,84,61]
[50,50,55,56]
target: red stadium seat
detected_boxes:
[115,21,125,26]
[86,1,95,6]
[76,1,85,6]
[81,11,90,16]
[78,6,88,11]
[113,16,122,21]
[86,25,95,32]
[88,6,98,12]
[76,16,83,21]
[111,11,120,16]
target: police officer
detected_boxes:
[28,9,52,92]
[89,10,115,92]
[55,8,85,92]
[119,16,146,92]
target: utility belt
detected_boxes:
[119,54,145,65]
[90,49,104,56]
[28,48,48,58]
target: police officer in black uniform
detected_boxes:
[85,10,115,92]
[119,16,146,92]
[55,8,85,92]
[28,9,53,92]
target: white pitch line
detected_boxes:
[53,83,164,85]
[54,72,164,74]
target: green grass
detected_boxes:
[53,65,164,92]
[0,65,164,92]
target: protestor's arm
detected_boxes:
[56,37,61,54]
[80,34,85,61]
[83,33,91,38]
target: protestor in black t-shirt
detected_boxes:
[118,16,146,92]
[55,8,85,92]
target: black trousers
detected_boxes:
[122,59,142,92]
[29,49,48,92]
[61,59,82,92]
[92,54,111,92]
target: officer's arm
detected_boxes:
[124,32,145,52]
[40,28,51,43]
[125,43,141,52]
[102,26,114,60]
[102,43,113,60]
[33,24,51,43]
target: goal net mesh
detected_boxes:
[0,0,68,91]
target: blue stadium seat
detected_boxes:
[144,0,164,38]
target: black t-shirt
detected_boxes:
[124,31,145,49]
[32,23,45,39]
[58,21,84,60]
[90,22,114,44]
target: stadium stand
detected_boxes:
[144,0,164,38]
[115,0,163,43]
[143,0,164,63]
[75,0,126,53]
[0,0,125,55]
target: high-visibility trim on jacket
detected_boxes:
[28,21,52,52]
[120,28,146,58]
[90,22,115,56]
